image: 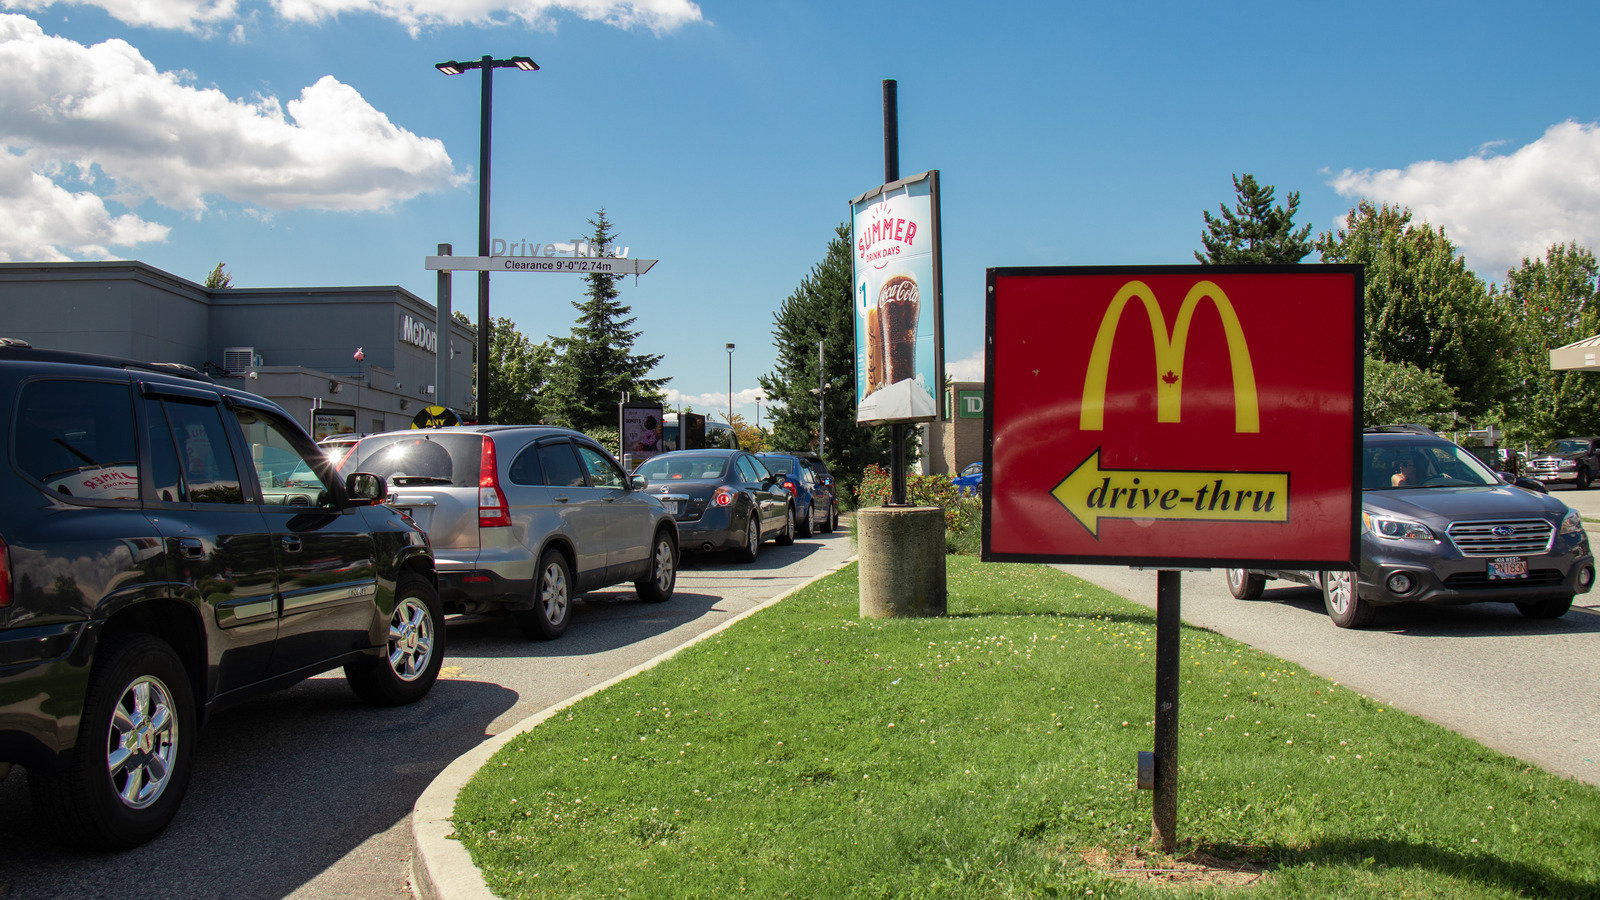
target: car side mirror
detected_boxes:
[1496,471,1513,483]
[631,474,647,490]
[345,472,388,505]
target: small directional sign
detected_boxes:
[1051,449,1289,537]
[425,256,657,275]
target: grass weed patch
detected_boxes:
[453,558,1600,898]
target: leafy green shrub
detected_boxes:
[855,463,983,554]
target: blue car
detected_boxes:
[953,461,983,497]
[754,452,835,536]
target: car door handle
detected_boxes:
[281,535,303,553]
[177,538,204,560]
[554,495,571,503]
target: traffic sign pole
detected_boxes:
[1152,569,1181,850]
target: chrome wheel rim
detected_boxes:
[388,595,436,682]
[106,675,179,810]
[541,561,570,625]
[1326,571,1353,614]
[747,518,759,555]
[653,538,675,592]
[1226,569,1244,591]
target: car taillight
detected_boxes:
[478,437,511,528]
[0,534,10,608]
[782,478,799,495]
[713,487,735,507]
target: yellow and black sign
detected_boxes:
[411,406,461,429]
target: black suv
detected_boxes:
[0,342,441,849]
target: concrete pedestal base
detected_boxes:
[857,506,947,618]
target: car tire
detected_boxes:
[1225,568,1265,600]
[1581,468,1594,490]
[1515,595,1574,619]
[821,501,836,534]
[517,549,573,640]
[736,513,761,563]
[1322,570,1376,628]
[635,530,678,603]
[345,573,444,706]
[830,503,840,532]
[775,504,796,546]
[30,634,196,850]
[796,501,814,538]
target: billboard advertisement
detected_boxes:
[311,409,356,442]
[984,266,1363,568]
[850,171,945,424]
[622,402,665,463]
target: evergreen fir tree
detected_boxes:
[542,210,668,432]
[1195,173,1313,264]
[758,223,893,496]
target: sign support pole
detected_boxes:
[1152,569,1181,850]
[435,243,452,421]
[883,78,908,505]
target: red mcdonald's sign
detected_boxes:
[983,265,1363,567]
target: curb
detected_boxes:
[410,555,860,900]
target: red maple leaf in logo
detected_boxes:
[1162,370,1179,385]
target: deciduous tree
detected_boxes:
[1492,242,1600,448]
[1315,202,1506,418]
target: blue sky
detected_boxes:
[5,1,1600,425]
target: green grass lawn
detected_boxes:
[452,557,1600,898]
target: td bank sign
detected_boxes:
[982,266,1363,569]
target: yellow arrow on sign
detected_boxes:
[1051,449,1289,538]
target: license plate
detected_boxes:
[665,500,682,516]
[1489,557,1528,580]
[1536,474,1557,481]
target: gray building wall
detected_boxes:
[0,260,476,435]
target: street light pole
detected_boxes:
[725,343,735,426]
[435,54,538,424]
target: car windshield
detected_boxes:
[1546,439,1588,454]
[634,454,729,481]
[1364,440,1501,491]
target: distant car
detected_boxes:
[338,426,679,640]
[318,433,363,467]
[952,461,983,497]
[1225,431,1595,628]
[794,452,841,532]
[1525,437,1600,489]
[632,450,796,560]
[755,452,834,536]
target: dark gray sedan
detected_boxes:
[1226,431,1595,627]
[632,450,796,561]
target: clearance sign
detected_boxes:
[983,265,1363,568]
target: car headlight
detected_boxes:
[1363,511,1435,541]
[1559,460,1577,469]
[1561,508,1585,535]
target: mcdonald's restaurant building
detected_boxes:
[0,260,476,438]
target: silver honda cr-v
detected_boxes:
[340,425,678,639]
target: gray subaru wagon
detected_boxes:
[340,426,679,639]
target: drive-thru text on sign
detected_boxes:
[983,266,1363,569]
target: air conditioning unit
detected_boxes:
[223,347,257,374]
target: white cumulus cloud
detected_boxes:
[1,0,703,33]
[274,0,702,35]
[1329,120,1600,277]
[0,14,458,259]
[1,0,239,33]
[0,151,170,261]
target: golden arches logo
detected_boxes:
[1080,280,1259,433]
